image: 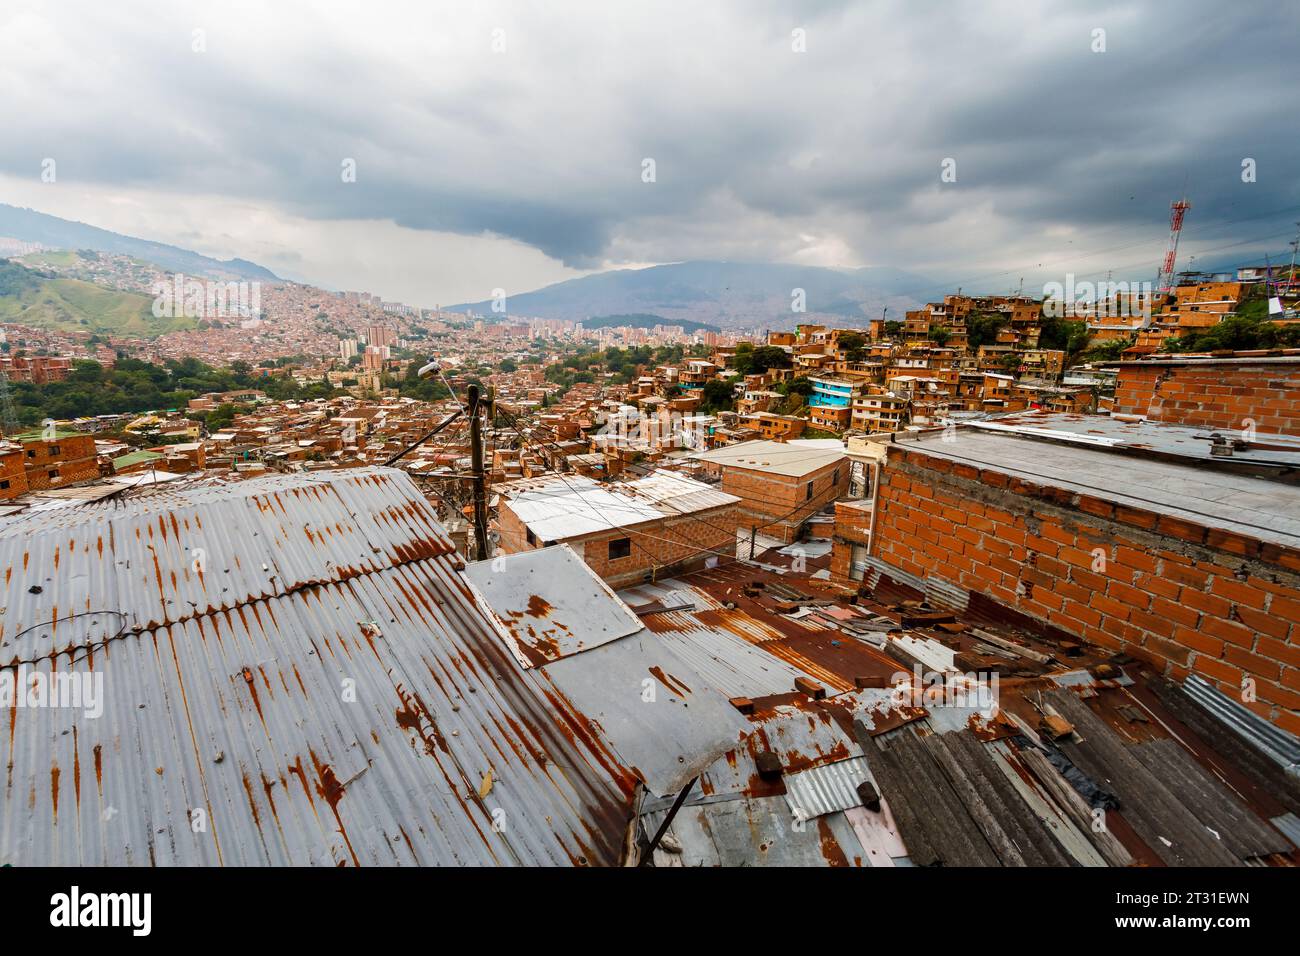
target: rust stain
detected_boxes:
[309,749,359,867]
[526,594,553,617]
[816,816,850,867]
[647,666,691,697]
[71,726,80,812]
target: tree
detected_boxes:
[1163,315,1300,353]
[966,312,1006,350]
[780,376,814,398]
[746,346,792,374]
[701,379,735,412]
[1038,315,1091,362]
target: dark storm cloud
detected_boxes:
[1,0,1296,287]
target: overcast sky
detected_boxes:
[1,0,1297,306]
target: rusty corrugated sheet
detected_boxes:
[0,468,638,866]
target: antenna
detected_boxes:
[1154,197,1191,296]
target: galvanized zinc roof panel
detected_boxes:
[0,468,646,866]
[783,756,872,821]
[0,468,455,663]
[463,545,643,666]
[537,630,751,797]
[1,557,634,866]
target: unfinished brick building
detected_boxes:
[869,413,1300,735]
[692,439,847,544]
[15,430,100,490]
[495,469,740,588]
[1113,352,1300,434]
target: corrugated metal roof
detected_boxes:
[0,468,646,866]
[498,470,737,542]
[1182,675,1300,773]
[641,796,866,866]
[784,756,872,821]
[1,468,456,660]
[463,545,643,667]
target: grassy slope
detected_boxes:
[0,273,194,337]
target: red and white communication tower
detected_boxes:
[1154,197,1191,296]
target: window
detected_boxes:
[850,544,869,581]
[806,481,814,501]
[608,537,632,560]
[0,480,8,490]
[526,527,537,547]
[49,445,60,455]
[48,469,58,479]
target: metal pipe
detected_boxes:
[383,409,462,466]
[639,776,697,866]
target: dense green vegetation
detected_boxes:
[837,332,868,361]
[1037,314,1091,362]
[964,312,1006,350]
[1162,314,1300,353]
[699,378,735,412]
[8,357,334,427]
[731,344,792,375]
[388,360,453,402]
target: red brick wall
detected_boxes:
[1114,360,1300,434]
[0,449,28,499]
[721,459,845,544]
[498,502,739,588]
[830,499,872,581]
[21,435,100,490]
[874,446,1300,735]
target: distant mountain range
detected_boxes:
[0,203,279,282]
[444,260,935,330]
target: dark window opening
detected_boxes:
[608,537,632,560]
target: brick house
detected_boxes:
[495,470,740,588]
[15,431,100,491]
[692,439,847,544]
[0,444,27,499]
[869,420,1300,735]
[1113,353,1300,435]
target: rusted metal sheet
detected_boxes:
[640,797,864,867]
[0,467,456,662]
[464,545,642,667]
[0,469,642,866]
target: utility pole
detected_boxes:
[468,383,489,561]
[0,369,18,436]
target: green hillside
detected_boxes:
[0,260,193,337]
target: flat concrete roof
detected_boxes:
[899,429,1300,549]
[969,411,1300,468]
